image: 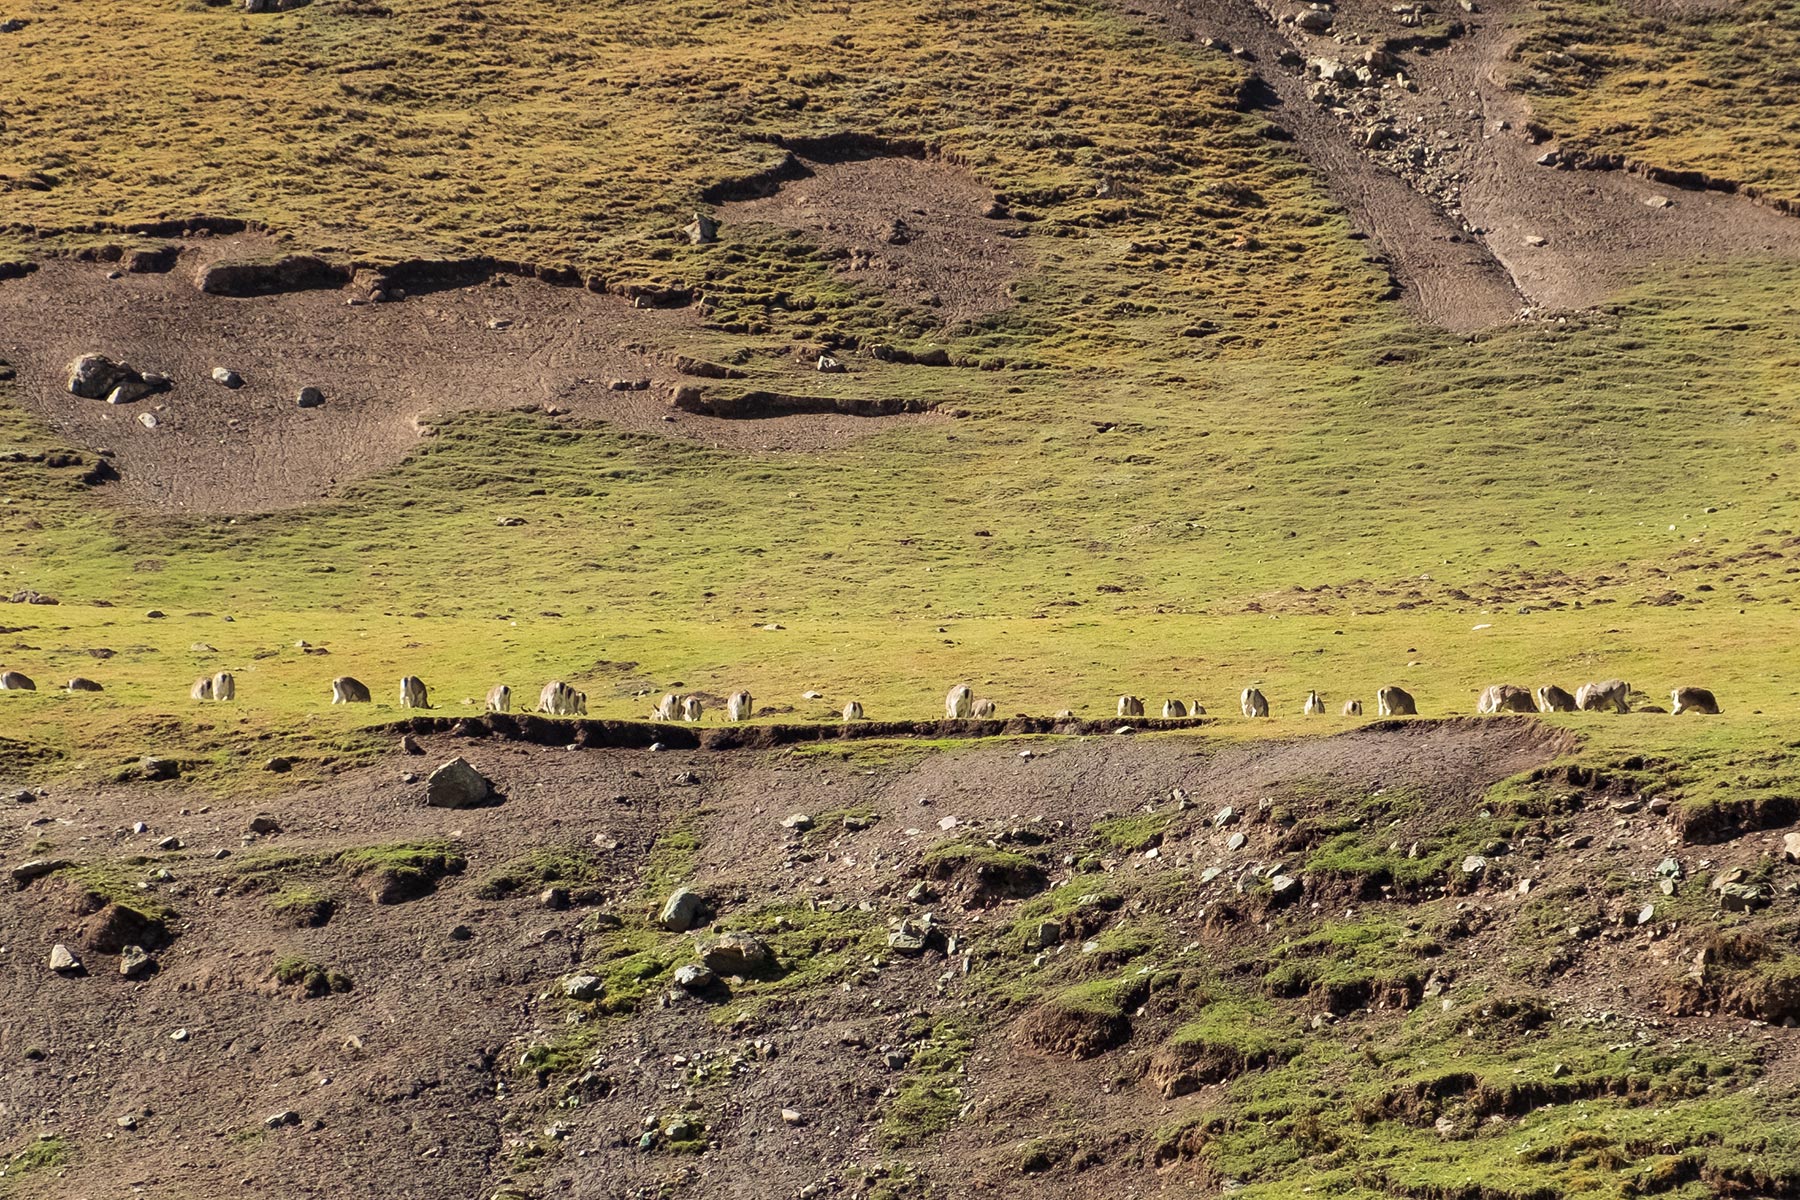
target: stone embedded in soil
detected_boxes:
[141,757,180,782]
[424,757,496,808]
[781,813,814,831]
[49,943,81,973]
[562,974,604,1001]
[120,945,154,979]
[701,933,772,976]
[211,366,243,388]
[659,888,707,932]
[10,858,68,885]
[296,386,325,409]
[1784,832,1800,864]
[673,964,716,991]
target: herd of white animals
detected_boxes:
[0,670,1723,719]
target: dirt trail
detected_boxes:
[1129,0,1800,320]
[0,243,938,514]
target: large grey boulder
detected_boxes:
[659,888,707,932]
[424,757,495,808]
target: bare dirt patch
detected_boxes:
[720,154,1027,328]
[0,240,940,513]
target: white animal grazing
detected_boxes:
[486,684,511,714]
[190,675,215,701]
[654,693,682,721]
[65,677,104,692]
[1575,679,1630,713]
[1302,691,1325,716]
[1162,699,1187,719]
[1,669,36,692]
[1671,686,1720,715]
[1342,698,1363,716]
[1052,709,1075,719]
[1534,685,1576,713]
[212,671,236,702]
[1476,684,1534,714]
[681,695,704,722]
[972,698,997,718]
[1377,686,1416,717]
[1117,695,1145,718]
[574,690,587,715]
[1240,687,1269,718]
[399,675,429,708]
[842,700,865,721]
[1190,701,1207,716]
[727,691,753,722]
[332,676,372,704]
[538,680,577,715]
[946,684,974,719]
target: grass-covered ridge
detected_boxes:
[1516,0,1800,208]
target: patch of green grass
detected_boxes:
[49,862,174,924]
[641,825,700,902]
[1519,0,1800,208]
[1261,916,1440,1009]
[1090,811,1173,853]
[476,846,605,900]
[882,1020,974,1148]
[272,954,354,997]
[267,887,335,926]
[0,1135,69,1192]
[336,840,466,887]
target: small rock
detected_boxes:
[561,974,604,1002]
[137,412,159,430]
[120,945,154,979]
[1027,919,1061,949]
[1783,832,1800,864]
[263,757,292,774]
[540,886,571,911]
[701,933,772,976]
[400,734,424,755]
[673,963,717,991]
[170,1028,189,1042]
[683,212,719,245]
[116,1115,138,1130]
[49,943,81,973]
[141,757,180,782]
[264,1110,300,1129]
[1636,903,1655,926]
[781,813,814,832]
[1226,832,1247,852]
[10,858,69,885]
[211,367,243,388]
[424,757,496,808]
[1462,855,1487,875]
[247,815,281,834]
[296,386,325,409]
[1214,806,1238,828]
[781,1107,804,1126]
[156,835,182,851]
[660,888,707,932]
[816,355,845,374]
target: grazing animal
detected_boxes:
[65,677,103,692]
[212,671,236,702]
[727,691,753,722]
[1190,702,1207,716]
[1671,686,1721,715]
[1052,709,1075,719]
[1342,698,1363,716]
[681,695,704,722]
[486,684,511,714]
[972,697,998,718]
[1240,687,1269,718]
[842,700,865,721]
[399,675,429,708]
[1,670,36,692]
[1303,691,1325,716]
[1476,684,1534,714]
[1117,695,1145,718]
[190,675,214,701]
[1534,685,1576,713]
[1377,686,1416,717]
[653,693,682,721]
[946,684,974,719]
[1162,699,1188,719]
[538,680,581,716]
[332,676,372,704]
[1575,679,1630,713]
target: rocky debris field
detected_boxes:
[4,719,1797,1199]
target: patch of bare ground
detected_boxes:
[0,239,940,514]
[719,154,1027,328]
[0,719,1658,1200]
[1127,0,1800,317]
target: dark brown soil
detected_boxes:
[720,156,1028,329]
[0,241,941,513]
[13,717,1745,1200]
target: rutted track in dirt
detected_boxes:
[1127,0,1800,321]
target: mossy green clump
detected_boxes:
[882,1020,973,1148]
[1261,916,1440,1011]
[477,846,607,900]
[2,1134,69,1188]
[267,887,335,927]
[337,840,466,900]
[49,862,174,925]
[272,954,354,997]
[641,827,701,901]
[1091,811,1173,853]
